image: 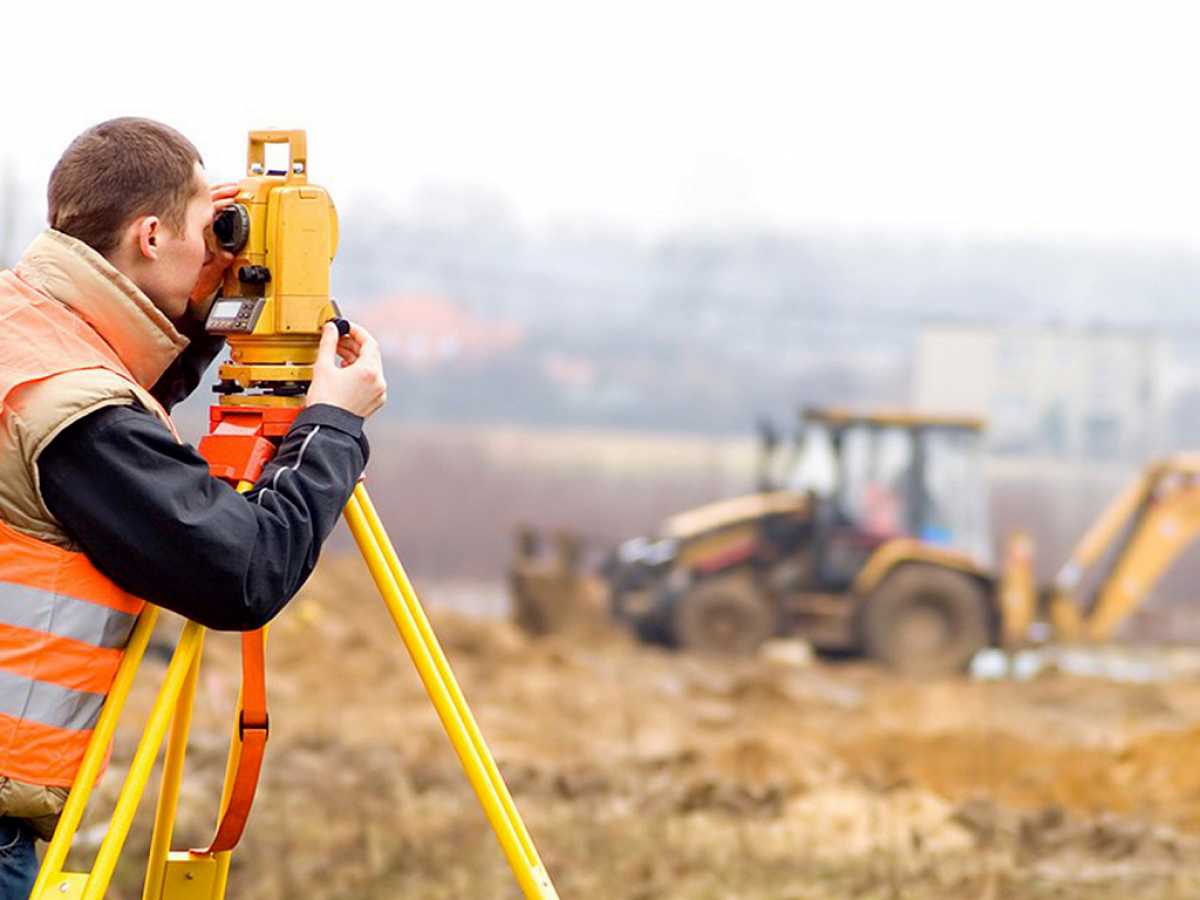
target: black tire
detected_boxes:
[633,612,676,646]
[860,566,990,675]
[672,571,775,656]
[611,582,675,646]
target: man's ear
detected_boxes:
[135,216,161,261]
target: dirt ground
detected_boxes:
[68,557,1200,899]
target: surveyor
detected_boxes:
[0,118,387,896]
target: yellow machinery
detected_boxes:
[517,408,1000,673]
[206,129,341,397]
[514,409,1200,673]
[1032,455,1200,643]
[598,408,999,673]
[32,131,559,900]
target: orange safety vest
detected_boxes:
[0,270,173,786]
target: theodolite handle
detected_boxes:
[246,130,308,180]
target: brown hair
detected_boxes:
[48,117,204,256]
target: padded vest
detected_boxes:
[0,238,182,787]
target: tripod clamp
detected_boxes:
[237,710,269,741]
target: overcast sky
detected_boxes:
[6,0,1200,244]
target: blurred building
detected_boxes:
[358,294,524,371]
[913,325,1168,459]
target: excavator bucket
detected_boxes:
[509,526,609,636]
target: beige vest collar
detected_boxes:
[13,230,189,389]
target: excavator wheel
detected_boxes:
[860,565,989,675]
[672,570,775,656]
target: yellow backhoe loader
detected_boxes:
[511,408,1200,674]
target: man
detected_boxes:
[0,118,387,896]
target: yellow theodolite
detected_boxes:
[206,130,341,400]
[32,130,559,900]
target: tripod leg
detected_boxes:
[354,486,545,863]
[343,486,559,900]
[32,607,160,898]
[142,631,206,900]
[81,622,206,900]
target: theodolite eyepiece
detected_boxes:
[212,203,251,253]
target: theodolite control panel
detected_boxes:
[206,298,266,334]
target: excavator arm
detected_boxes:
[1046,456,1200,641]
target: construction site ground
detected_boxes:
[78,557,1200,899]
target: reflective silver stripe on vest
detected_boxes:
[0,580,137,649]
[0,668,103,732]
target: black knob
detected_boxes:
[238,265,271,285]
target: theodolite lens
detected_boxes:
[213,203,251,253]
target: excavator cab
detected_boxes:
[790,409,992,590]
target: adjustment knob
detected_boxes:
[238,265,272,286]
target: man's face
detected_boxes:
[135,162,213,320]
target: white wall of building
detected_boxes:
[914,325,1168,459]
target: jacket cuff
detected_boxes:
[290,403,365,439]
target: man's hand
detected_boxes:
[188,183,241,318]
[307,321,388,418]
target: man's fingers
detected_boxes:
[336,323,386,372]
[348,324,381,359]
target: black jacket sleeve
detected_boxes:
[37,402,369,631]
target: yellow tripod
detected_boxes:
[30,481,560,899]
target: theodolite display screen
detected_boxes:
[206,298,265,334]
[212,300,243,318]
